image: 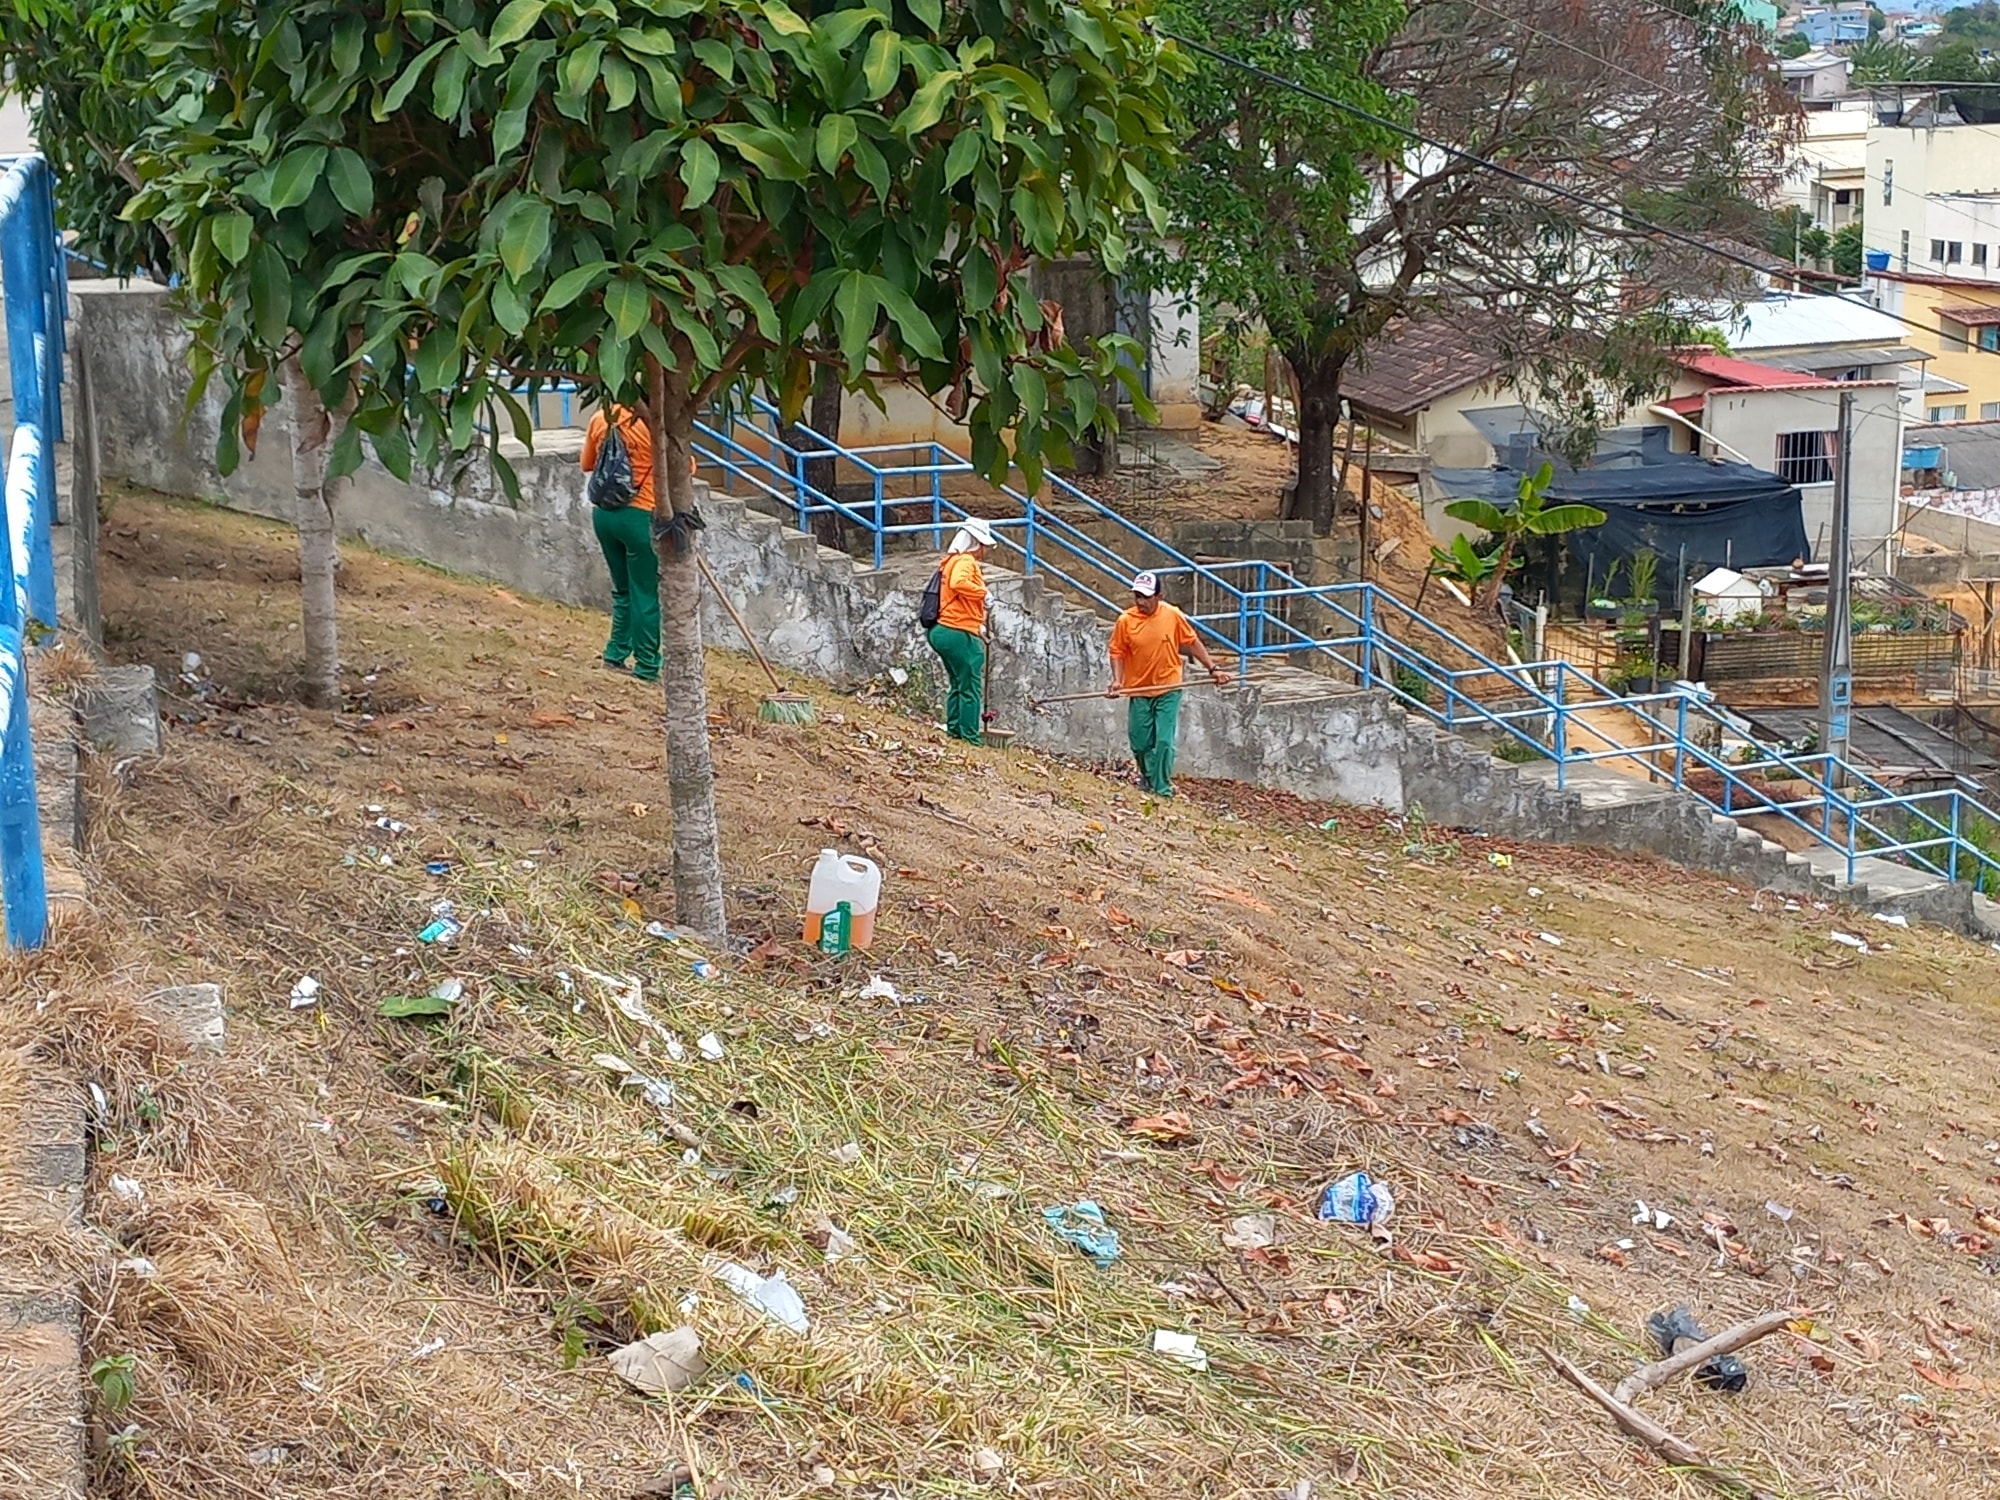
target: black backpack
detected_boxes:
[587,416,636,510]
[918,566,944,629]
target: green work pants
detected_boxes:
[927,624,986,743]
[1127,689,1184,796]
[593,504,660,681]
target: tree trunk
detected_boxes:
[648,352,729,943]
[794,362,843,551]
[284,357,341,708]
[1287,355,1346,537]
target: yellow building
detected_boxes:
[1869,270,2000,421]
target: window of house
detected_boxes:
[1933,238,1948,263]
[1836,188,1855,206]
[1943,317,1972,352]
[1929,404,1969,422]
[1983,402,2000,419]
[1978,244,1991,268]
[1950,242,1965,263]
[1984,324,2000,351]
[1776,430,1838,485]
[1884,160,1894,205]
[1902,229,1911,270]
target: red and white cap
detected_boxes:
[1131,570,1160,597]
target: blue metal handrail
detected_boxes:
[678,395,2000,897]
[0,154,62,949]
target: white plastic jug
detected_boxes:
[804,849,882,950]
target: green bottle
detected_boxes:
[818,901,852,956]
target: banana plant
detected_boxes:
[1443,463,1606,608]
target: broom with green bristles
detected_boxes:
[694,553,817,724]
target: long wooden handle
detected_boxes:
[1033,674,1267,708]
[693,552,785,695]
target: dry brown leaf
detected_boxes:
[1912,1362,1985,1392]
[527,710,576,729]
[1126,1112,1196,1146]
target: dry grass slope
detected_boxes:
[1,489,1997,1499]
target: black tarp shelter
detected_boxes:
[1433,455,1810,611]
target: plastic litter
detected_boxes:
[1872,912,1909,928]
[109,1174,145,1202]
[696,1032,726,1061]
[1151,1329,1210,1372]
[116,1257,158,1278]
[1632,1200,1674,1231]
[607,1327,707,1396]
[1537,931,1564,947]
[857,975,900,1002]
[288,975,321,1009]
[714,1261,810,1333]
[417,917,462,945]
[406,1337,447,1361]
[643,921,681,940]
[690,960,720,981]
[580,967,655,1030]
[1220,1213,1278,1251]
[1317,1171,1396,1230]
[1487,852,1512,867]
[1646,1304,1749,1392]
[1043,1200,1122,1267]
[1764,1199,1794,1223]
[1828,931,1869,952]
[832,1141,863,1165]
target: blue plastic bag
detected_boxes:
[1043,1200,1122,1267]
[1317,1171,1395,1227]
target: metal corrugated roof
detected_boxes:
[1726,293,1910,351]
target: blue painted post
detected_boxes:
[1,173,58,629]
[0,628,48,949]
[1024,490,1037,576]
[1673,695,1686,789]
[1358,588,1375,689]
[1553,671,1567,791]
[1951,797,1961,884]
[792,434,809,532]
[930,460,943,549]
[871,470,884,570]
[4,429,54,632]
[30,159,62,444]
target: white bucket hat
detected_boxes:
[950,517,996,552]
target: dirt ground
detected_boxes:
[8,489,2000,1500]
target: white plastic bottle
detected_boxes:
[803,849,882,950]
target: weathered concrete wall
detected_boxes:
[72,280,1411,810]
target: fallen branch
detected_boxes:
[1545,1350,1781,1500]
[1614,1308,1798,1405]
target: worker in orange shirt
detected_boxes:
[1106,570,1230,796]
[927,518,995,743]
[580,403,660,682]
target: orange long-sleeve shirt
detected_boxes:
[580,406,656,512]
[937,551,987,633]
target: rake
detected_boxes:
[693,553,816,724]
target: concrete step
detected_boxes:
[1514,760,1683,809]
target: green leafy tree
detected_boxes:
[1830,219,1865,279]
[1154,0,1790,534]
[1425,533,1500,599]
[121,0,1178,938]
[1443,464,1605,608]
[1778,33,1811,58]
[0,0,178,279]
[1767,205,1832,267]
